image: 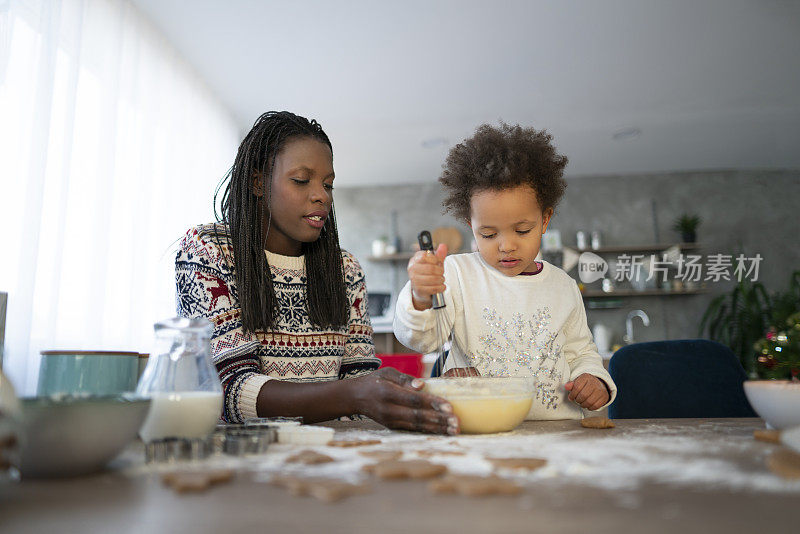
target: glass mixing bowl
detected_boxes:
[423,377,535,434]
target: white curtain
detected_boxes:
[0,0,241,394]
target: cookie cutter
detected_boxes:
[145,437,214,464]
[222,429,276,456]
[244,416,303,428]
[215,423,244,432]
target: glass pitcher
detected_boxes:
[136,317,223,442]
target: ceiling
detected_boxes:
[131,0,800,186]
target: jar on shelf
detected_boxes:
[591,231,602,250]
[371,238,388,257]
[576,231,588,250]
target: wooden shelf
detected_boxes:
[563,243,702,254]
[370,244,701,261]
[367,250,469,262]
[582,288,708,298]
[366,252,414,262]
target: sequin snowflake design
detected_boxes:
[468,307,563,410]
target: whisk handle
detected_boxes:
[418,230,434,252]
[418,231,446,309]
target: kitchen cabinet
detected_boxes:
[371,321,416,354]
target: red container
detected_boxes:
[377,353,424,378]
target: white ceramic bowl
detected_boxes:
[423,377,535,434]
[18,394,150,478]
[743,380,800,430]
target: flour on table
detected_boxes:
[129,422,800,495]
[250,423,800,494]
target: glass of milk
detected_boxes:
[136,317,223,442]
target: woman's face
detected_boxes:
[261,136,335,256]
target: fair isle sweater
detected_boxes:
[175,224,380,422]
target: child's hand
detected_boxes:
[565,373,610,411]
[442,367,481,377]
[407,243,448,311]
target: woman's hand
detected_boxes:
[350,367,458,435]
[407,244,448,311]
[565,373,610,411]
[442,367,480,377]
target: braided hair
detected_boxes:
[214,111,348,333]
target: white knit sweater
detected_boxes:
[394,252,617,421]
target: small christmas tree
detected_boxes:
[755,311,800,380]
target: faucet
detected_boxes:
[624,310,650,344]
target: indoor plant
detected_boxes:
[700,270,800,378]
[672,213,702,243]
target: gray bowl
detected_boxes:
[19,394,150,478]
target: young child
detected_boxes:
[176,111,456,434]
[394,122,616,420]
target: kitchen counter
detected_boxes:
[1,418,797,534]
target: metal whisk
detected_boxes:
[418,231,453,376]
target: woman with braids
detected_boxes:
[175,111,457,435]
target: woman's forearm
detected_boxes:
[256,378,360,423]
[255,368,457,434]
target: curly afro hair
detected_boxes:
[440,122,568,221]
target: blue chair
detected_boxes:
[608,339,757,419]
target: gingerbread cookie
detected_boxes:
[429,474,522,496]
[205,468,235,485]
[365,459,447,479]
[328,439,382,448]
[162,468,235,494]
[359,450,402,462]
[271,475,309,496]
[488,457,547,471]
[286,449,335,465]
[753,429,782,444]
[271,475,370,503]
[581,416,615,429]
[766,449,800,480]
[307,481,368,503]
[162,472,210,493]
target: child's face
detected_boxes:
[469,185,553,276]
[261,136,335,256]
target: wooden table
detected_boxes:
[1,418,797,534]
